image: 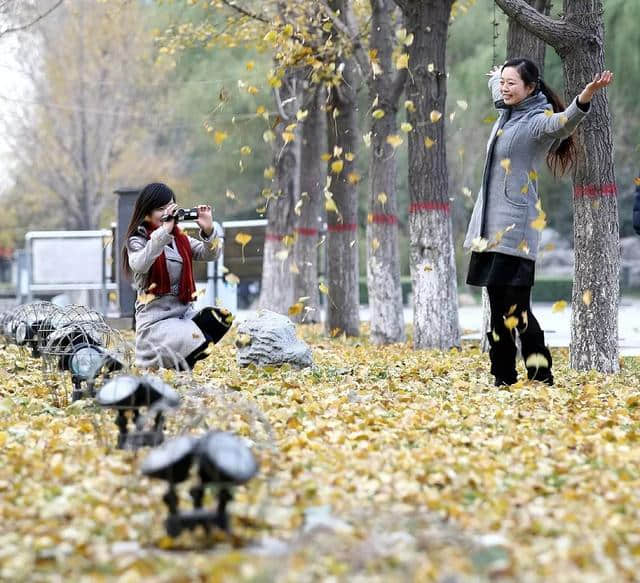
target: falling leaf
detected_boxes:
[214,130,228,145]
[347,172,361,184]
[235,232,252,263]
[424,137,436,149]
[525,353,549,369]
[288,303,304,317]
[430,110,442,123]
[507,304,517,316]
[235,333,251,347]
[544,109,553,118]
[530,209,547,231]
[423,265,433,272]
[325,198,338,213]
[462,187,472,197]
[427,63,435,73]
[225,273,240,285]
[138,292,156,305]
[282,131,295,143]
[319,282,329,295]
[518,240,530,254]
[405,100,416,113]
[276,249,289,262]
[582,290,593,306]
[386,134,404,149]
[372,109,385,119]
[529,170,539,181]
[500,158,511,173]
[371,238,380,251]
[377,192,387,206]
[240,146,252,155]
[345,152,355,161]
[471,237,488,252]
[401,122,413,133]
[456,100,468,111]
[504,316,518,330]
[551,300,568,313]
[264,166,275,179]
[363,132,372,147]
[191,288,206,299]
[263,129,275,143]
[395,53,409,70]
[296,109,308,121]
[331,160,344,174]
[246,60,255,71]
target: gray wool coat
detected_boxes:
[127,224,222,369]
[463,70,590,261]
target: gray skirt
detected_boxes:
[134,294,206,369]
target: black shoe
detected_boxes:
[520,331,554,386]
[486,331,518,386]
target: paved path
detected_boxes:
[236,298,640,357]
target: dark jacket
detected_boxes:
[633,176,640,235]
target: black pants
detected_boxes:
[486,285,553,384]
[184,307,233,369]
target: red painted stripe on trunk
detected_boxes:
[369,213,398,225]
[409,201,451,213]
[294,227,318,236]
[573,183,618,198]
[265,232,285,241]
[327,223,358,233]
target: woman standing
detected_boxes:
[463,58,613,386]
[122,182,231,370]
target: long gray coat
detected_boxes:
[463,71,590,261]
[127,224,222,368]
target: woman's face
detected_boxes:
[145,199,175,228]
[500,66,536,106]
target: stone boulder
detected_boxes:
[235,310,313,369]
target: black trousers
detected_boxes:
[185,307,232,369]
[486,285,553,383]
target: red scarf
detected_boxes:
[144,223,195,304]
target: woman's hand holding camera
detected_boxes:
[161,203,178,234]
[195,204,214,237]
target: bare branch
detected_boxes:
[494,0,582,51]
[219,0,269,24]
[0,0,64,37]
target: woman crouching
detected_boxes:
[121,182,231,370]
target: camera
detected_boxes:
[161,207,199,223]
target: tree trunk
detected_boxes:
[482,0,552,353]
[324,0,360,337]
[396,0,460,350]
[291,84,325,324]
[258,69,301,314]
[495,0,620,373]
[365,0,406,345]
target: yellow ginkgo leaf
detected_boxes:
[319,282,329,295]
[471,237,488,252]
[235,232,252,263]
[521,183,529,194]
[246,60,255,71]
[377,192,388,205]
[507,304,517,316]
[500,158,511,173]
[345,152,355,161]
[544,109,553,118]
[288,302,304,317]
[331,160,344,174]
[401,122,413,133]
[424,137,436,149]
[225,273,240,285]
[462,187,472,197]
[138,292,156,305]
[430,110,442,123]
[264,166,275,179]
[405,100,416,113]
[582,289,593,306]
[347,172,361,184]
[263,129,275,143]
[371,238,380,251]
[531,210,547,231]
[321,152,332,161]
[235,333,251,348]
[282,131,295,143]
[325,198,338,213]
[395,53,409,70]
[525,353,549,369]
[634,177,640,186]
[372,109,385,119]
[492,330,500,342]
[427,63,434,73]
[296,109,308,121]
[363,132,372,147]
[529,170,539,181]
[191,288,206,299]
[386,134,404,149]
[504,316,518,330]
[518,240,530,254]
[214,130,228,145]
[456,99,468,111]
[240,146,252,155]
[551,300,568,313]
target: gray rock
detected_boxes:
[235,310,313,369]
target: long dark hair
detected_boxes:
[502,57,576,176]
[121,182,175,278]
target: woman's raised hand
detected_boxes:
[196,204,214,237]
[579,70,613,103]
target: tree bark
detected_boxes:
[365,0,406,345]
[291,83,325,324]
[395,0,460,350]
[324,0,360,337]
[258,69,301,314]
[495,0,620,373]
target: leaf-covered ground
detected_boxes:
[1,324,640,582]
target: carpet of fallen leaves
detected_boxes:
[1,323,640,582]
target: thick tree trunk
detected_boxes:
[291,84,325,324]
[397,0,460,350]
[495,0,619,373]
[482,0,551,353]
[366,0,405,345]
[324,0,360,337]
[258,69,301,314]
